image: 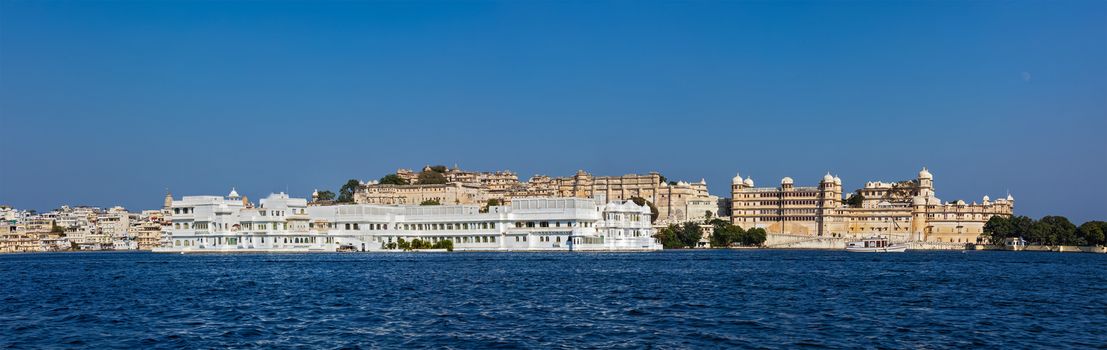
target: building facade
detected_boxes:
[353,166,720,223]
[158,190,660,253]
[731,168,1014,243]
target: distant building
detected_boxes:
[159,190,660,253]
[731,167,1014,243]
[354,182,487,206]
[132,210,165,250]
[0,202,164,252]
[351,166,720,223]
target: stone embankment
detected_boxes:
[762,233,1106,253]
[970,244,1106,254]
[762,233,959,250]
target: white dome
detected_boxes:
[228,187,240,198]
[699,178,706,185]
[781,177,794,185]
[833,176,842,185]
[744,177,754,187]
[823,172,834,183]
[1006,194,1014,201]
[918,167,933,179]
[982,195,990,202]
[732,172,743,184]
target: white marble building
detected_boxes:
[156,189,660,253]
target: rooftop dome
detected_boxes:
[744,177,754,187]
[982,195,990,202]
[1007,194,1014,201]
[781,177,794,185]
[823,172,834,183]
[833,176,842,185]
[228,187,240,198]
[732,172,743,184]
[312,189,319,197]
[918,167,933,180]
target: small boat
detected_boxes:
[846,237,907,253]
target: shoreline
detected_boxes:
[4,245,1106,254]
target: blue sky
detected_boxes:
[1,1,1104,223]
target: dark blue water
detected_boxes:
[1,250,1104,349]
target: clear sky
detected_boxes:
[1,1,1104,223]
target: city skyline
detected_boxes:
[2,1,1105,223]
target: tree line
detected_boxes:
[379,165,449,186]
[984,215,1106,246]
[315,179,362,203]
[316,165,455,203]
[652,219,767,249]
[708,218,767,247]
[383,238,454,251]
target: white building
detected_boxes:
[156,189,660,253]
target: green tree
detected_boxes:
[1043,216,1079,245]
[843,193,864,207]
[417,171,448,184]
[741,227,767,246]
[1077,221,1105,246]
[481,199,502,213]
[709,219,744,248]
[316,190,336,201]
[410,239,433,249]
[1027,216,1079,246]
[677,222,703,248]
[983,216,1014,245]
[50,223,66,234]
[429,165,448,173]
[379,174,408,185]
[396,238,411,251]
[1012,216,1033,236]
[337,179,360,203]
[432,239,454,251]
[653,224,683,249]
[420,199,441,206]
[629,196,660,223]
[704,210,713,221]
[1026,220,1050,245]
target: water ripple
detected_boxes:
[0,251,1104,348]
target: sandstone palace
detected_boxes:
[731,167,1013,244]
[346,165,1012,245]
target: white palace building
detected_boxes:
[154,189,660,253]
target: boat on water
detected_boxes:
[846,237,907,253]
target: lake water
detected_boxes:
[1,250,1104,349]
